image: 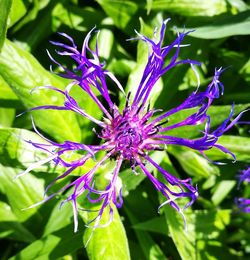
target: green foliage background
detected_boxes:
[0,0,250,259]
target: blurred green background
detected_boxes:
[0,0,250,259]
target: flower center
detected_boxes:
[101,105,160,161]
[114,121,143,158]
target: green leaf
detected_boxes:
[43,194,74,237]
[9,225,86,260]
[8,0,28,27]
[0,0,12,50]
[211,180,236,206]
[0,128,51,170]
[84,205,130,260]
[227,0,249,12]
[125,207,166,260]
[151,0,227,17]
[0,165,44,223]
[132,216,168,235]
[0,39,81,142]
[96,0,138,30]
[0,201,35,242]
[0,108,15,127]
[195,209,236,259]
[195,209,231,240]
[0,75,20,109]
[168,146,220,179]
[107,59,136,77]
[240,58,250,84]
[96,25,114,60]
[158,154,196,260]
[12,1,63,51]
[146,0,153,15]
[52,4,104,32]
[206,135,250,162]
[189,11,250,39]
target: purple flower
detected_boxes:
[17,20,245,231]
[235,198,250,213]
[235,166,250,213]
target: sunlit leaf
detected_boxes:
[0,39,81,142]
[0,201,35,242]
[84,205,130,260]
[206,135,250,162]
[189,11,250,39]
[0,166,44,223]
[96,0,138,30]
[158,154,196,260]
[211,180,236,206]
[9,225,85,260]
[125,207,166,259]
[132,216,168,235]
[0,0,12,50]
[151,0,227,17]
[168,146,220,179]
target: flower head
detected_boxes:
[17,20,245,231]
[235,166,250,213]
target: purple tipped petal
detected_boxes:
[235,197,250,213]
[235,166,250,213]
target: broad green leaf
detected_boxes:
[96,0,138,30]
[13,1,75,52]
[240,58,250,84]
[0,201,35,242]
[168,146,220,179]
[206,135,250,162]
[13,1,58,51]
[43,194,73,237]
[195,209,231,240]
[0,128,52,170]
[96,24,114,60]
[189,11,250,39]
[9,225,85,260]
[125,207,166,260]
[0,165,44,223]
[195,209,237,259]
[151,0,227,17]
[132,216,168,235]
[0,39,81,142]
[84,205,130,260]
[0,127,95,177]
[146,0,153,14]
[227,0,249,12]
[211,180,236,206]
[107,59,136,77]
[52,4,104,32]
[158,154,196,260]
[8,0,28,27]
[0,108,15,127]
[0,76,18,101]
[0,0,12,50]
[11,0,44,33]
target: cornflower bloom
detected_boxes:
[17,19,245,231]
[235,166,250,213]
